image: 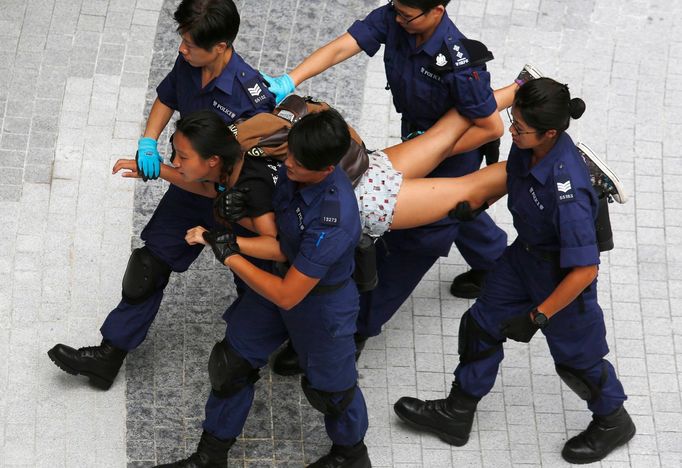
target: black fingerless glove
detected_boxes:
[203,228,240,264]
[214,187,250,223]
[449,201,490,221]
[500,312,539,343]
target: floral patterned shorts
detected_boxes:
[354,150,404,237]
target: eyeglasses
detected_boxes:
[388,0,427,24]
[506,108,538,135]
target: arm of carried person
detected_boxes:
[535,265,598,319]
[235,211,277,237]
[226,258,318,310]
[449,112,505,156]
[111,159,217,197]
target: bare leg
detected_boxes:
[448,82,518,156]
[384,84,518,179]
[390,162,508,231]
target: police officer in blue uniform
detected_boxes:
[47,0,275,390]
[393,78,635,464]
[263,0,508,374]
[165,109,370,468]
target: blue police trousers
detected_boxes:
[100,185,263,351]
[454,240,627,416]
[203,283,369,445]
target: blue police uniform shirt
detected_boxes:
[272,166,361,286]
[347,4,497,134]
[156,51,275,122]
[506,132,600,269]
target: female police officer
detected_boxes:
[263,0,513,373]
[158,110,371,468]
[393,78,635,465]
[47,0,275,390]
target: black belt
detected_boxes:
[273,262,348,295]
[519,241,560,263]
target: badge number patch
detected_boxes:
[243,77,269,106]
[556,175,575,203]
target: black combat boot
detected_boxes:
[273,335,368,376]
[307,440,371,468]
[449,269,487,299]
[154,431,235,468]
[393,382,479,446]
[562,406,636,464]
[47,339,127,390]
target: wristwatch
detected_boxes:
[531,309,548,329]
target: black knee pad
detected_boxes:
[121,246,172,304]
[301,376,356,418]
[555,362,607,401]
[208,340,260,398]
[458,310,503,365]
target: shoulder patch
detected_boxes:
[450,42,471,68]
[320,187,340,226]
[241,75,270,107]
[457,38,494,68]
[555,168,576,204]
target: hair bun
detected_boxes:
[569,98,586,119]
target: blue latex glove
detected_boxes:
[136,137,162,181]
[260,72,295,104]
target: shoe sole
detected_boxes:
[523,63,544,79]
[576,142,628,204]
[561,424,636,464]
[47,349,114,390]
[393,405,469,447]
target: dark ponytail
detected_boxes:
[514,77,585,134]
[174,110,241,182]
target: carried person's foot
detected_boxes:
[576,142,628,203]
[47,339,127,390]
[273,335,368,376]
[393,382,480,446]
[449,269,487,299]
[154,431,235,467]
[307,440,371,468]
[515,63,544,87]
[561,406,636,464]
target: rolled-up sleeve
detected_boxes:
[292,227,355,279]
[347,6,390,57]
[450,68,497,119]
[155,55,182,110]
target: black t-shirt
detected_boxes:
[233,156,281,218]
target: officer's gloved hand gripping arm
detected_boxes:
[136,98,174,181]
[501,264,598,342]
[185,226,315,310]
[261,33,362,104]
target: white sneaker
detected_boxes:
[576,142,628,204]
[515,64,544,86]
